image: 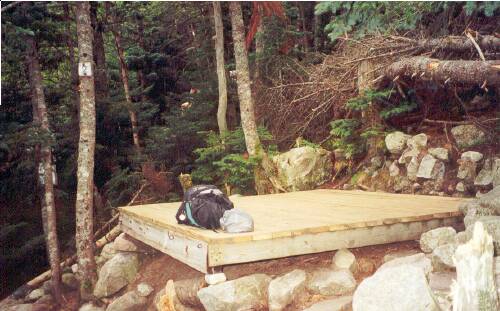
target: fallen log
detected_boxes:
[418,35,500,53]
[385,57,500,86]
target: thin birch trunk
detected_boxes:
[106,2,141,153]
[26,35,63,305]
[75,1,98,299]
[213,1,228,134]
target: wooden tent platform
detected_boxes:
[119,190,465,273]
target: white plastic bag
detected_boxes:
[220,209,254,233]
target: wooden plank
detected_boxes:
[207,216,462,267]
[119,190,466,244]
[120,213,208,273]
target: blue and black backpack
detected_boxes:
[175,185,234,230]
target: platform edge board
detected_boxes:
[118,207,462,244]
[120,213,208,273]
[207,216,463,267]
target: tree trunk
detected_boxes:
[452,222,499,310]
[313,7,324,52]
[106,2,141,153]
[136,13,147,103]
[418,35,500,53]
[90,2,108,99]
[75,2,98,299]
[385,57,500,87]
[229,2,285,194]
[64,3,80,121]
[26,35,63,305]
[213,1,228,134]
[358,60,382,155]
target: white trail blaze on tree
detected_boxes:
[26,34,63,304]
[75,1,98,299]
[452,222,499,311]
[213,1,228,134]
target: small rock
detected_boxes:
[455,231,468,244]
[420,227,457,253]
[342,184,353,190]
[307,268,356,296]
[457,159,477,181]
[455,182,465,192]
[93,253,139,298]
[352,265,440,311]
[71,264,78,274]
[205,273,227,285]
[475,158,494,186]
[61,273,79,290]
[332,249,357,273]
[385,132,411,154]
[406,156,419,181]
[106,291,147,311]
[355,258,375,275]
[388,161,400,177]
[113,233,142,253]
[136,283,153,297]
[417,155,443,179]
[431,244,457,271]
[378,253,432,277]
[79,303,105,311]
[302,296,352,311]
[268,269,306,311]
[371,156,383,169]
[412,183,421,192]
[25,289,44,302]
[451,124,486,148]
[428,148,449,162]
[461,151,483,163]
[383,250,420,263]
[492,159,500,187]
[407,133,428,150]
[197,274,271,311]
[429,272,456,292]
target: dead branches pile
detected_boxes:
[256,33,499,148]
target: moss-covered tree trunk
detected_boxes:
[75,1,98,299]
[26,35,63,305]
[106,2,141,153]
[229,2,284,194]
[213,1,228,134]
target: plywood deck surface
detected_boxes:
[119,189,464,244]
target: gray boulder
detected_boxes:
[197,274,271,311]
[378,253,432,277]
[306,268,356,296]
[332,248,357,273]
[407,133,428,150]
[268,269,306,311]
[106,291,147,311]
[431,244,457,271]
[428,148,449,162]
[406,156,419,181]
[465,216,500,254]
[302,296,352,311]
[385,132,411,154]
[455,182,465,192]
[389,161,400,177]
[93,253,139,298]
[478,186,500,214]
[352,265,440,311]
[417,155,445,180]
[457,159,477,181]
[113,233,141,252]
[420,227,457,253]
[273,147,332,191]
[451,124,486,148]
[383,250,420,263]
